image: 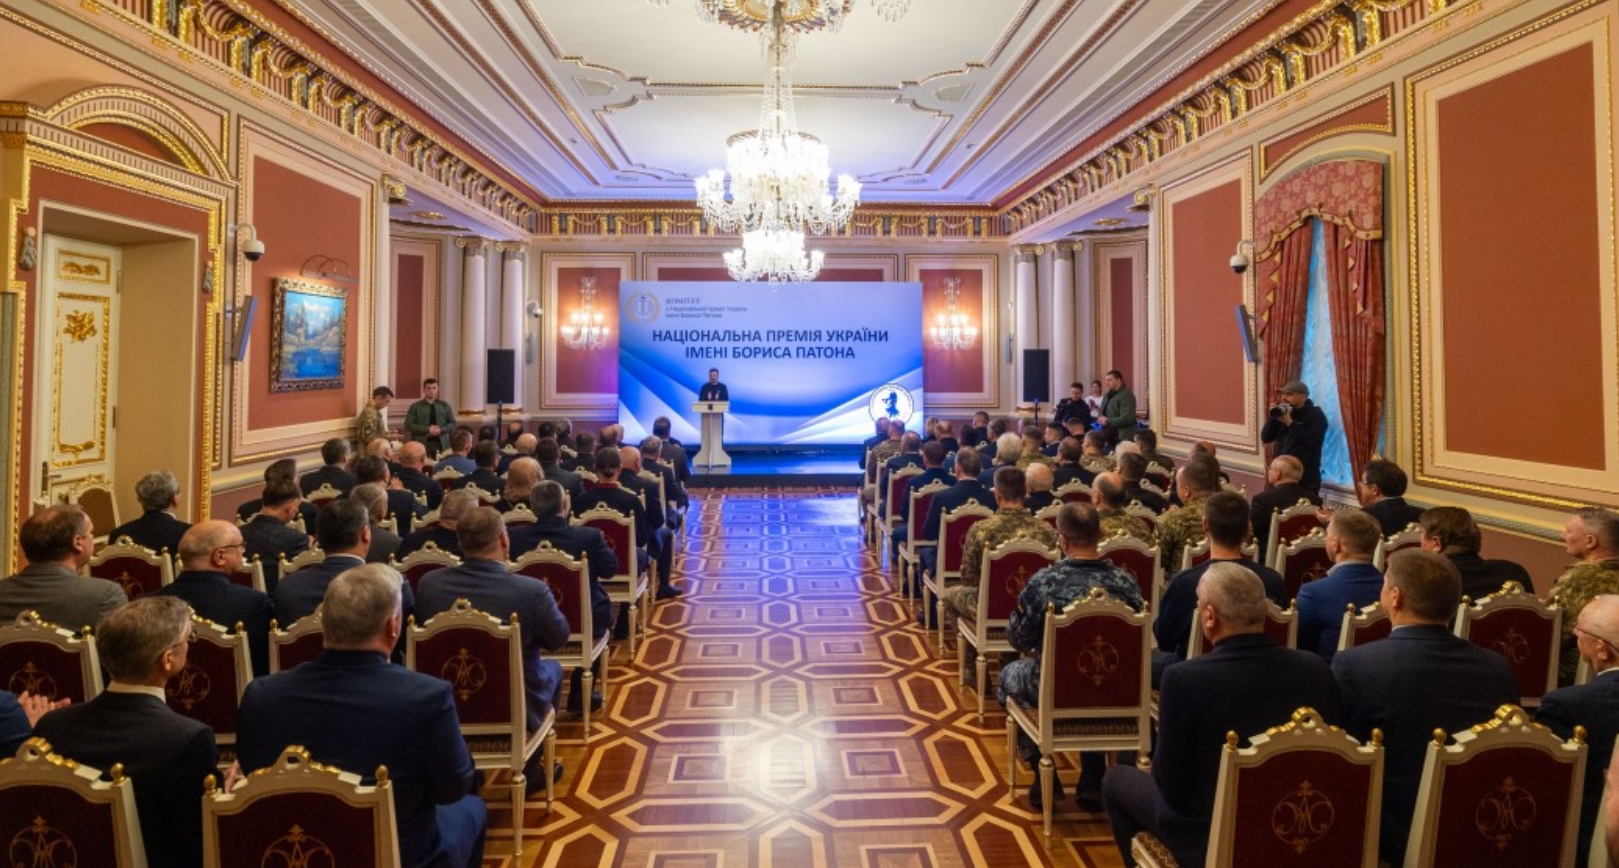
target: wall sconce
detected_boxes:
[300,255,358,286]
[1230,239,1255,275]
[929,276,978,351]
[560,276,609,350]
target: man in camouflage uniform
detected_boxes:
[1000,501,1144,808]
[1015,429,1054,470]
[1549,507,1619,684]
[860,423,906,509]
[1093,471,1154,545]
[1155,454,1222,571]
[1078,430,1116,477]
[938,467,1059,622]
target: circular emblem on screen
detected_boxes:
[868,385,915,424]
[625,291,661,324]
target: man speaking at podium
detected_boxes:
[699,368,728,402]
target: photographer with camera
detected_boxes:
[1261,380,1327,496]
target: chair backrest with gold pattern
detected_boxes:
[509,545,591,644]
[1186,601,1299,660]
[883,466,923,524]
[1404,705,1585,868]
[227,558,267,595]
[1054,481,1091,505]
[1276,529,1333,601]
[935,503,994,581]
[390,545,460,595]
[1143,464,1173,492]
[977,539,1059,625]
[1372,522,1424,570]
[906,481,951,546]
[463,485,501,506]
[1179,537,1261,573]
[0,739,145,867]
[1336,603,1393,654]
[571,506,636,586]
[86,538,172,600]
[1455,582,1562,707]
[1035,502,1062,532]
[1041,589,1151,731]
[0,612,102,704]
[1098,534,1163,612]
[203,745,400,868]
[305,483,344,509]
[60,478,119,543]
[430,467,464,493]
[278,548,326,580]
[165,617,251,752]
[405,600,524,763]
[268,613,325,674]
[501,505,539,526]
[1268,500,1324,569]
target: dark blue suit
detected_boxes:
[396,467,443,510]
[299,465,356,497]
[453,468,504,495]
[239,513,310,598]
[1154,558,1287,660]
[238,650,485,868]
[1333,623,1518,865]
[34,690,218,868]
[917,478,994,579]
[416,559,571,730]
[1537,669,1619,866]
[237,499,319,533]
[889,467,952,557]
[154,570,273,676]
[398,524,462,559]
[1295,561,1385,660]
[508,516,616,636]
[107,510,189,556]
[1104,634,1340,868]
[0,692,29,757]
[275,554,416,630]
[384,488,427,536]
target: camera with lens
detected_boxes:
[1269,402,1291,420]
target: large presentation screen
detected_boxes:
[617,281,923,446]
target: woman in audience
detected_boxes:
[500,458,543,513]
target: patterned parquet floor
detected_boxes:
[482,487,1126,868]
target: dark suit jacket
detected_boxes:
[455,468,505,495]
[239,513,310,598]
[1333,623,1519,864]
[507,516,615,636]
[385,488,426,536]
[237,650,478,868]
[1365,497,1425,538]
[540,462,584,500]
[1123,482,1168,513]
[859,434,885,469]
[1154,634,1341,866]
[1249,482,1322,555]
[1155,558,1287,659]
[1295,561,1385,660]
[368,522,403,564]
[395,466,443,510]
[574,483,651,552]
[274,554,414,627]
[417,559,572,731]
[299,465,357,497]
[921,479,994,543]
[107,510,189,556]
[620,472,666,535]
[1051,463,1092,489]
[237,499,319,531]
[1449,551,1533,601]
[398,524,462,559]
[155,570,273,676]
[1538,670,1619,867]
[698,382,728,401]
[34,690,217,868]
[660,441,692,484]
[644,460,688,512]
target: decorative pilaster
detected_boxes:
[1051,241,1080,392]
[498,244,526,415]
[455,237,490,416]
[1012,244,1043,403]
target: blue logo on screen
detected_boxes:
[626,291,660,323]
[868,385,915,424]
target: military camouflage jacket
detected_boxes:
[1099,508,1155,546]
[1550,557,1619,684]
[1155,496,1209,570]
[959,508,1059,591]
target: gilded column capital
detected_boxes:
[1130,185,1158,211]
[380,174,407,204]
[1012,244,1045,263]
[1053,240,1083,258]
[496,243,527,259]
[455,237,491,256]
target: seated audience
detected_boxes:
[1135,429,1175,475]
[1001,503,1143,808]
[239,479,309,597]
[1023,462,1056,512]
[1040,422,1064,458]
[354,455,424,536]
[397,489,476,558]
[536,437,583,500]
[0,505,125,629]
[459,440,506,495]
[1016,427,1052,470]
[938,467,1059,627]
[860,418,890,470]
[365,436,402,478]
[1550,507,1619,684]
[651,417,691,484]
[641,436,689,524]
[1333,549,1517,865]
[1295,508,1385,660]
[1092,472,1153,545]
[236,457,318,528]
[499,458,543,513]
[1154,456,1222,571]
[351,483,403,564]
[276,499,414,628]
[933,419,959,455]
[508,479,618,667]
[395,441,442,510]
[1103,564,1339,868]
[1417,506,1531,601]
[1356,458,1426,537]
[1051,437,1089,489]
[300,437,357,497]
[1155,491,1286,666]
[618,446,676,598]
[434,427,477,476]
[1117,452,1168,514]
[980,431,1022,486]
[155,520,273,676]
[107,469,190,555]
[498,432,537,475]
[1249,455,1321,556]
[917,446,994,582]
[33,596,221,868]
[238,565,487,868]
[571,432,598,473]
[1538,593,1619,867]
[1078,430,1113,475]
[889,441,951,561]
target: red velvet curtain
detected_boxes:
[1322,222,1385,485]
[1254,226,1313,399]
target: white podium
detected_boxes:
[692,401,732,469]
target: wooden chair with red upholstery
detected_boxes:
[1186,601,1299,660]
[1131,707,1385,868]
[0,738,145,867]
[87,537,173,600]
[510,544,609,743]
[920,502,994,653]
[390,544,461,595]
[406,598,556,858]
[202,744,400,868]
[860,455,884,539]
[502,505,539,527]
[1403,704,1585,868]
[571,505,648,654]
[464,485,501,506]
[1005,588,1152,837]
[576,469,599,489]
[1034,502,1062,531]
[431,466,464,493]
[268,612,324,674]
[1372,522,1424,570]
[165,616,252,765]
[1098,533,1164,619]
[1275,529,1334,602]
[1054,481,1091,504]
[877,466,923,561]
[228,557,267,594]
[305,483,344,509]
[0,611,103,704]
[1143,463,1173,492]
[278,548,326,582]
[1336,603,1393,654]
[1123,501,1159,536]
[959,538,1059,721]
[1267,500,1325,569]
[896,480,951,600]
[1178,538,1260,573]
[1454,581,1561,708]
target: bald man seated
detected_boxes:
[1538,593,1619,867]
[155,520,273,676]
[1248,455,1321,556]
[394,441,443,510]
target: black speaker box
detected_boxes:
[1022,349,1051,403]
[486,348,516,405]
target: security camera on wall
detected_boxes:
[234,224,266,262]
[1230,238,1253,275]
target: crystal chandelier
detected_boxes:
[930,277,978,350]
[646,0,912,32]
[560,277,610,351]
[725,227,823,283]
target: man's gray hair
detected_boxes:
[135,470,180,512]
[996,432,1023,464]
[351,483,388,521]
[439,489,479,523]
[321,564,403,648]
[97,596,192,682]
[1201,563,1267,629]
[531,479,567,518]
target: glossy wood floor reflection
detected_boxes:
[482,488,1124,868]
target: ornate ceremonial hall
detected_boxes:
[1,0,1617,866]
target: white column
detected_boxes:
[1072,239,1096,383]
[455,237,489,418]
[1012,244,1042,405]
[1138,185,1163,425]
[499,245,526,416]
[1051,241,1077,390]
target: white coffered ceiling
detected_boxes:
[283,0,1277,206]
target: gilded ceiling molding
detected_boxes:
[1000,0,1465,236]
[87,0,541,233]
[534,206,1005,240]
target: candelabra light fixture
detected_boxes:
[646,0,912,32]
[560,276,610,351]
[930,277,978,351]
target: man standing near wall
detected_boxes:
[353,386,392,451]
[1261,380,1328,496]
[1099,370,1137,445]
[406,378,456,458]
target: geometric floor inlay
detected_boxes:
[481,487,1120,867]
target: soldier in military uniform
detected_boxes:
[1093,472,1154,545]
[1155,455,1223,571]
[1078,430,1116,476]
[860,424,906,509]
[938,467,1059,623]
[1550,507,1619,683]
[1000,502,1143,808]
[1015,428,1054,470]
[352,386,392,451]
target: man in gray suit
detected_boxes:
[0,505,126,631]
